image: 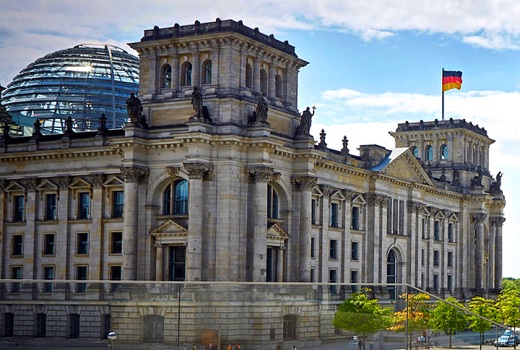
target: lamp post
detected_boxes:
[107,331,117,349]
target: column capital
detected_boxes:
[491,217,506,227]
[120,166,149,183]
[24,178,38,191]
[90,174,106,187]
[291,176,317,191]
[56,176,71,189]
[471,213,487,224]
[246,165,278,183]
[183,162,212,179]
[166,166,180,178]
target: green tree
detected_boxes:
[333,289,393,349]
[429,296,468,348]
[503,278,520,292]
[389,293,431,349]
[467,296,497,350]
[496,287,520,348]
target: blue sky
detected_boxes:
[1,0,520,278]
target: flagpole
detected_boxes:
[441,68,445,120]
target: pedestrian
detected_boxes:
[369,341,374,350]
[358,338,363,350]
[292,345,297,350]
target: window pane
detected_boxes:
[174,180,188,215]
[112,191,124,218]
[78,193,90,219]
[45,194,57,220]
[111,232,123,254]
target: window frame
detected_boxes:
[110,231,123,254]
[13,195,25,222]
[45,193,57,220]
[10,266,22,293]
[43,233,56,256]
[12,234,23,256]
[329,239,338,260]
[77,192,90,219]
[76,232,89,255]
[329,202,339,228]
[111,190,124,218]
[42,266,54,293]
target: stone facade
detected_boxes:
[0,19,505,349]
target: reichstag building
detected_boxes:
[0,19,505,349]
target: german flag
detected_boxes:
[442,70,462,92]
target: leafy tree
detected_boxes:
[496,287,520,348]
[333,289,393,349]
[429,296,468,348]
[503,278,520,292]
[467,296,497,350]
[389,293,431,349]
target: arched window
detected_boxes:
[275,74,283,98]
[267,184,279,219]
[260,69,267,95]
[161,65,172,89]
[163,179,189,215]
[245,63,253,89]
[202,60,212,84]
[440,144,448,160]
[387,250,397,300]
[181,62,192,86]
[425,145,433,161]
[411,146,419,158]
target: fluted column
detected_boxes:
[493,217,505,289]
[120,166,148,280]
[472,213,487,290]
[184,162,211,281]
[292,176,317,282]
[155,242,164,281]
[253,57,261,94]
[276,247,284,282]
[268,63,275,99]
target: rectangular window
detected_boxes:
[330,202,338,227]
[448,223,454,242]
[111,232,123,254]
[433,274,439,293]
[112,191,124,218]
[350,270,358,292]
[434,221,440,240]
[421,249,425,266]
[78,192,90,219]
[310,237,315,258]
[421,273,425,289]
[447,251,453,267]
[311,199,317,225]
[329,239,337,259]
[11,266,22,293]
[77,233,89,255]
[351,206,360,230]
[433,250,440,267]
[76,266,88,293]
[421,218,426,239]
[393,199,398,234]
[12,235,23,256]
[35,313,47,337]
[447,274,453,292]
[69,314,80,339]
[310,268,314,283]
[110,266,122,292]
[43,266,54,293]
[13,195,24,221]
[329,269,337,294]
[351,241,359,261]
[45,193,57,220]
[43,234,55,255]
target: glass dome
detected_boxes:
[1,44,139,134]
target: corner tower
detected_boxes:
[129,19,308,135]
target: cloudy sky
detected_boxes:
[1,0,520,278]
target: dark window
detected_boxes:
[310,237,315,258]
[330,202,338,227]
[447,251,453,267]
[112,191,124,218]
[69,314,80,339]
[412,146,419,158]
[425,145,433,161]
[387,250,397,300]
[111,232,123,254]
[351,241,359,261]
[448,223,454,242]
[143,315,164,342]
[245,63,253,89]
[310,268,314,282]
[101,314,111,339]
[447,275,453,292]
[203,60,212,84]
[434,221,440,240]
[311,198,317,224]
[169,246,186,281]
[329,239,337,259]
[110,266,122,292]
[421,249,425,266]
[182,62,192,86]
[45,193,57,220]
[440,144,448,160]
[163,180,188,215]
[433,274,439,293]
[283,314,297,340]
[260,69,267,95]
[351,206,360,230]
[421,218,427,239]
[12,235,23,256]
[4,312,14,337]
[433,250,440,266]
[43,234,55,255]
[77,233,88,255]
[76,266,87,293]
[13,195,24,221]
[162,65,172,88]
[11,266,22,293]
[267,184,279,219]
[329,269,338,293]
[351,270,358,292]
[78,192,90,219]
[275,74,282,98]
[43,266,54,292]
[35,313,46,337]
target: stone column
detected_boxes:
[120,166,148,280]
[253,57,261,95]
[268,63,275,99]
[155,242,164,281]
[320,185,332,282]
[171,54,179,92]
[240,50,247,88]
[292,176,317,282]
[493,217,505,289]
[183,162,211,281]
[24,179,38,280]
[472,213,486,290]
[192,53,200,88]
[90,174,105,281]
[148,54,158,95]
[56,177,71,280]
[407,201,418,285]
[276,246,284,282]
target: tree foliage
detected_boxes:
[333,289,393,343]
[429,296,468,348]
[496,287,520,330]
[389,292,431,333]
[467,296,497,350]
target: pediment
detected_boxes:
[69,178,91,189]
[373,149,433,186]
[103,175,124,188]
[267,223,289,246]
[151,219,188,244]
[4,181,25,192]
[36,179,58,192]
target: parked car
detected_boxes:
[495,333,518,347]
